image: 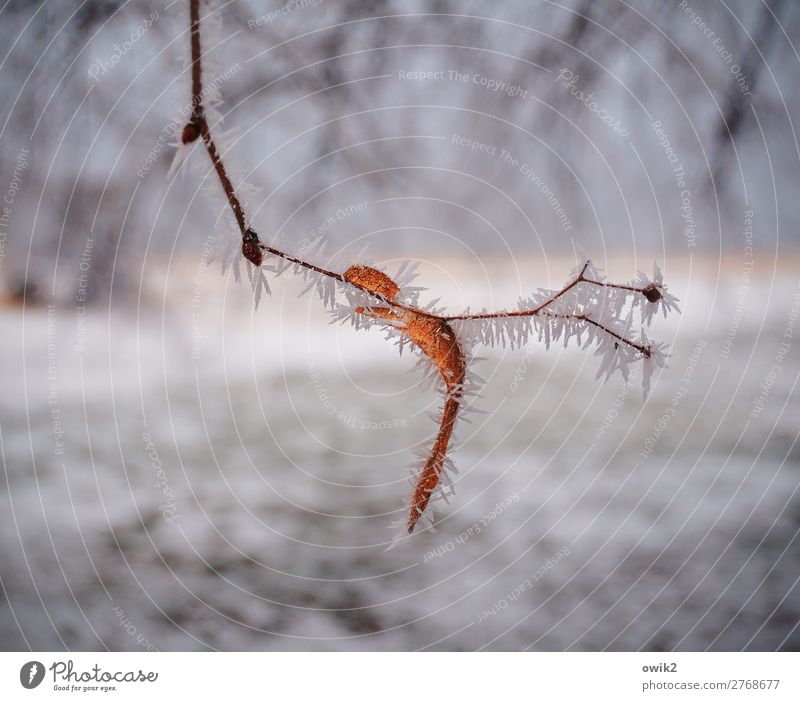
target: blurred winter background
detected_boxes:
[1,0,799,651]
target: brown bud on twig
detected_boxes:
[181,122,201,144]
[242,228,263,266]
[643,284,662,303]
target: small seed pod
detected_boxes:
[643,285,662,303]
[242,228,263,266]
[181,122,200,144]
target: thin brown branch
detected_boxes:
[442,262,590,321]
[442,276,582,321]
[581,316,651,358]
[187,0,444,319]
[190,0,202,113]
[540,311,652,357]
[442,261,659,327]
[189,0,247,234]
[582,279,640,293]
[197,119,248,232]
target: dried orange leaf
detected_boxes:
[346,265,465,532]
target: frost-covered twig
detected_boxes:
[181,0,679,536]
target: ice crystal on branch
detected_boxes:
[178,0,679,537]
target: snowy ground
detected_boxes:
[1,254,798,651]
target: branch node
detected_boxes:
[242,228,263,267]
[181,121,201,144]
[643,284,663,303]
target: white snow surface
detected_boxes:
[0,255,798,651]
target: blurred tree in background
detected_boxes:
[0,0,796,306]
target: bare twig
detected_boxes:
[183,0,668,534]
[442,262,662,321]
[539,312,652,357]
